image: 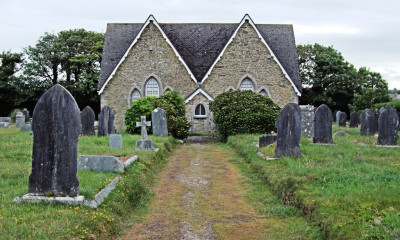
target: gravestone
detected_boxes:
[98,106,110,137]
[377,106,399,145]
[21,123,32,132]
[313,104,333,144]
[300,105,315,138]
[152,108,168,136]
[81,106,95,136]
[28,84,81,197]
[136,116,154,150]
[15,112,25,128]
[374,109,380,132]
[110,134,122,149]
[360,109,378,135]
[336,111,341,125]
[0,122,9,128]
[333,110,338,122]
[22,108,29,122]
[339,112,347,127]
[349,111,359,128]
[259,134,278,147]
[0,117,11,122]
[108,107,115,134]
[274,104,301,158]
[379,107,385,115]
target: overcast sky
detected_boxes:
[1,0,399,89]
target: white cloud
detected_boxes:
[295,24,359,35]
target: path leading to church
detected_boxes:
[119,142,269,240]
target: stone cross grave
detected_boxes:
[360,109,378,135]
[15,112,25,128]
[28,84,81,197]
[349,111,360,128]
[136,116,154,150]
[339,112,347,127]
[274,103,301,158]
[313,104,333,144]
[377,106,399,145]
[152,108,168,136]
[81,106,95,136]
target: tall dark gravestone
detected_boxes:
[377,106,399,145]
[349,111,359,128]
[108,107,116,134]
[360,109,377,135]
[336,111,341,125]
[333,110,338,122]
[28,84,80,197]
[339,112,347,127]
[81,106,95,136]
[98,106,110,137]
[22,108,29,122]
[313,104,333,144]
[274,104,301,158]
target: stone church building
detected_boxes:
[98,14,302,133]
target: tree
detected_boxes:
[0,51,22,115]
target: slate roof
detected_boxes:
[98,21,302,94]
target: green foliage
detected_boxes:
[8,108,22,122]
[124,97,156,134]
[0,51,23,115]
[210,90,280,141]
[297,44,389,113]
[374,100,400,113]
[125,91,190,139]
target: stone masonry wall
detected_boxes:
[202,21,298,108]
[185,93,215,133]
[101,22,197,131]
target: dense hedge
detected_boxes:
[125,91,190,139]
[373,100,400,113]
[210,90,280,141]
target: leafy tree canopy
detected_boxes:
[0,51,23,115]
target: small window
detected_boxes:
[164,88,171,93]
[194,104,206,118]
[145,78,160,97]
[131,89,141,102]
[240,78,254,91]
[259,89,268,96]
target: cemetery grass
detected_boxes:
[0,127,177,239]
[228,126,400,240]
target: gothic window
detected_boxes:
[194,104,206,118]
[145,77,160,97]
[240,78,254,91]
[259,89,268,96]
[164,88,171,93]
[130,89,141,103]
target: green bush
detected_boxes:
[210,90,280,141]
[125,91,190,139]
[8,108,22,122]
[124,97,156,134]
[374,100,400,113]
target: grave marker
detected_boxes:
[274,104,301,158]
[300,105,315,138]
[339,112,347,127]
[349,111,359,128]
[15,112,25,128]
[110,134,122,149]
[377,106,399,145]
[313,104,333,144]
[360,109,378,135]
[152,108,168,136]
[22,108,29,122]
[136,116,154,150]
[81,106,95,136]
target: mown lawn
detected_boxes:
[0,127,177,239]
[228,125,400,240]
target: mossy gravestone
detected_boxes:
[81,106,95,136]
[377,106,399,145]
[274,104,301,158]
[28,84,81,197]
[151,108,168,136]
[313,104,333,144]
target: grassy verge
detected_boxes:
[227,126,400,239]
[0,127,178,239]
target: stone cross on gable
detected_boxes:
[136,116,151,140]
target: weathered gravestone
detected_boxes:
[136,116,154,150]
[339,112,347,127]
[274,104,301,158]
[28,84,81,197]
[22,108,29,122]
[336,111,341,125]
[374,109,380,132]
[333,110,338,122]
[300,105,315,138]
[98,106,116,137]
[151,108,168,136]
[379,107,386,115]
[360,109,378,135]
[377,106,399,145]
[81,106,95,136]
[349,111,360,128]
[259,134,278,147]
[313,104,333,144]
[0,117,11,128]
[15,112,25,128]
[110,134,122,149]
[21,123,32,132]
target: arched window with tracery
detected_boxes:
[239,78,255,91]
[145,77,160,97]
[259,89,268,96]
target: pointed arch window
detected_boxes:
[164,88,172,94]
[240,78,254,91]
[145,77,160,97]
[259,89,268,96]
[194,103,207,118]
[131,89,141,103]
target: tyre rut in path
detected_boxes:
[119,143,269,240]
